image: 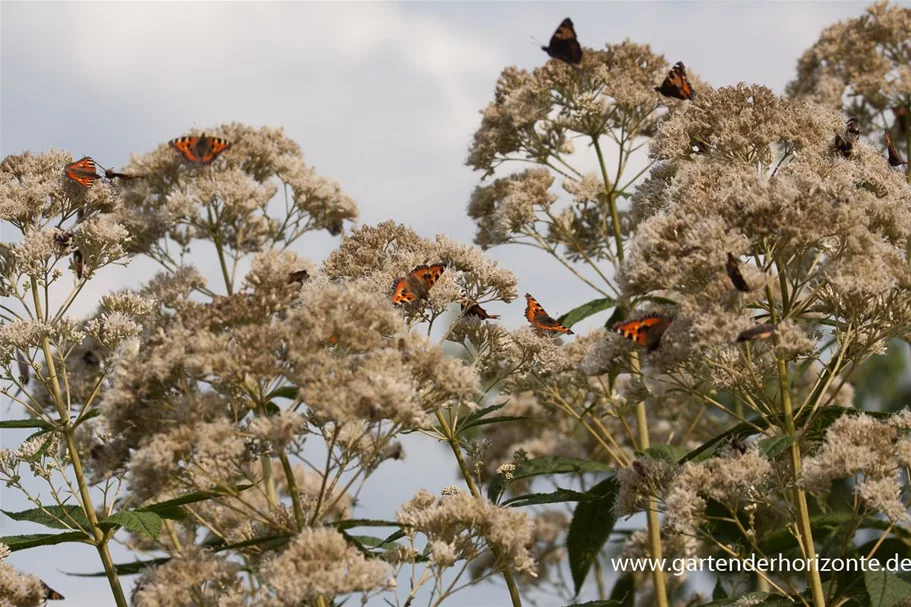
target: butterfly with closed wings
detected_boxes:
[541,18,582,65]
[655,62,694,100]
[886,131,909,167]
[525,294,573,334]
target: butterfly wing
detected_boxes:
[170,136,202,163]
[525,293,573,334]
[41,581,65,600]
[542,18,582,65]
[287,269,310,284]
[726,253,750,292]
[655,62,693,100]
[463,301,500,320]
[886,131,909,167]
[614,315,672,351]
[736,324,776,342]
[65,157,99,187]
[411,264,446,291]
[197,135,233,164]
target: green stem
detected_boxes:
[435,410,523,607]
[592,136,625,263]
[279,451,305,530]
[260,455,278,509]
[630,352,669,607]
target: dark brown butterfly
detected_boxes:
[462,300,500,320]
[287,269,310,285]
[736,324,776,343]
[729,437,748,455]
[834,118,860,158]
[169,134,232,165]
[65,157,100,187]
[41,581,65,600]
[391,264,446,305]
[726,253,750,292]
[541,18,582,65]
[103,166,145,181]
[655,62,694,100]
[73,250,84,280]
[614,314,673,351]
[885,131,909,167]
[524,293,573,334]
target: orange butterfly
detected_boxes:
[65,156,100,187]
[655,62,694,100]
[524,293,573,334]
[541,18,582,65]
[885,131,909,167]
[462,300,500,320]
[736,324,775,343]
[614,314,673,351]
[726,253,750,292]
[391,264,446,305]
[41,581,65,600]
[169,134,232,165]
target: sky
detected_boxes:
[0,1,899,606]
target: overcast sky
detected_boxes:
[0,2,899,606]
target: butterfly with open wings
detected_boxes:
[614,314,673,351]
[169,134,233,165]
[541,18,582,65]
[655,62,694,100]
[65,157,101,188]
[525,293,573,334]
[392,264,446,306]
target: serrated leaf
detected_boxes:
[102,511,162,540]
[680,417,770,464]
[332,519,401,531]
[0,418,51,429]
[0,531,89,551]
[66,557,171,577]
[865,568,911,607]
[637,444,687,463]
[138,484,253,520]
[567,476,619,595]
[459,403,506,428]
[460,415,529,432]
[2,505,90,530]
[488,456,614,502]
[502,488,592,508]
[557,297,617,328]
[758,435,794,459]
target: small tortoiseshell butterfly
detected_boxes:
[726,253,750,292]
[73,250,84,280]
[655,62,694,100]
[525,293,573,334]
[392,264,446,305]
[835,118,861,158]
[614,314,673,351]
[736,324,775,342]
[65,157,100,188]
[462,300,500,320]
[41,581,65,600]
[541,18,582,65]
[886,131,909,167]
[287,269,310,285]
[169,134,232,165]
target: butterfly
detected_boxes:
[287,269,310,285]
[65,156,101,187]
[103,166,145,181]
[885,131,909,167]
[655,62,694,100]
[541,18,582,65]
[462,300,500,320]
[835,118,861,158]
[41,581,65,601]
[169,134,232,165]
[391,264,446,305]
[524,293,573,334]
[726,253,750,292]
[736,324,775,343]
[73,250,84,280]
[614,314,673,351]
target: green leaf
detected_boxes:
[0,418,51,429]
[66,557,171,577]
[332,519,401,531]
[488,456,614,502]
[265,385,299,401]
[642,296,678,307]
[461,415,528,432]
[0,531,90,551]
[102,511,162,540]
[608,572,635,607]
[605,305,627,329]
[460,403,506,427]
[680,417,770,464]
[502,488,592,508]
[557,297,617,329]
[563,602,621,607]
[637,444,687,463]
[2,505,90,530]
[138,484,253,520]
[264,402,281,417]
[712,577,729,600]
[567,476,619,595]
[865,568,911,607]
[758,436,794,459]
